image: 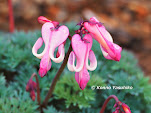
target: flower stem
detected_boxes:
[100,95,119,113]
[8,0,15,33]
[42,44,72,107]
[31,73,41,105]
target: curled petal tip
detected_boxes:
[50,44,65,63]
[67,52,75,72]
[86,50,97,71]
[67,51,84,72]
[32,37,44,59]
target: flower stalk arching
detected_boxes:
[8,0,15,33]
[26,73,41,105]
[100,95,119,113]
[100,95,131,113]
[32,73,41,105]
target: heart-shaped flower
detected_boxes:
[67,34,97,90]
[32,18,69,77]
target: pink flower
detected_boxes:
[84,17,122,61]
[67,34,97,90]
[38,16,59,27]
[38,16,51,24]
[32,19,69,77]
[113,101,131,113]
[121,102,131,113]
[26,79,37,101]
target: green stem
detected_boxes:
[42,44,72,107]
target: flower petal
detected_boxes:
[83,34,93,52]
[89,17,113,42]
[82,34,97,71]
[100,42,122,61]
[84,22,109,50]
[67,51,76,72]
[32,22,54,59]
[49,25,69,63]
[39,49,51,77]
[69,34,87,72]
[67,51,85,72]
[84,17,122,61]
[51,44,65,63]
[75,66,90,90]
[32,37,44,59]
[86,50,97,71]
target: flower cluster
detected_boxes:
[32,16,122,90]
[113,101,131,113]
[26,79,37,101]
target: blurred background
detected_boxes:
[0,0,151,112]
[1,0,151,77]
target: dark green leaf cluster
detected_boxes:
[0,74,38,113]
[0,31,41,72]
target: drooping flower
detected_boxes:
[32,17,69,77]
[26,79,37,101]
[67,34,97,90]
[113,101,131,113]
[84,17,122,61]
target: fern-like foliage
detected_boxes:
[44,106,64,113]
[0,74,38,113]
[53,73,105,110]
